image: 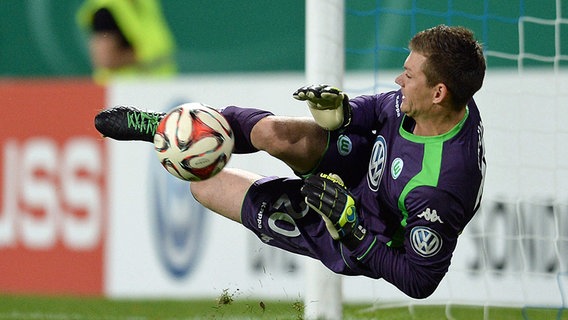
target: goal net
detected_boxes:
[337,0,568,317]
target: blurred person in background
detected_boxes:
[77,0,177,84]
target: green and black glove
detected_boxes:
[293,85,352,131]
[301,173,367,250]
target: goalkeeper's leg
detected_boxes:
[249,115,328,174]
[219,106,328,172]
[192,168,365,276]
[190,168,261,223]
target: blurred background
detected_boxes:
[1,1,567,319]
[2,0,560,78]
[1,0,306,77]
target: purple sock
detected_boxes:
[220,106,274,154]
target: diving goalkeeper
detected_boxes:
[95,25,486,299]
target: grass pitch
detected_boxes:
[0,294,566,319]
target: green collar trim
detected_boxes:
[399,107,469,143]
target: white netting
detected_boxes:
[342,0,568,317]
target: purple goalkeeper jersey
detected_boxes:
[225,88,486,298]
[312,89,486,296]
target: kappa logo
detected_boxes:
[417,208,444,224]
[410,226,442,257]
[367,136,387,191]
[394,94,401,117]
[257,202,267,229]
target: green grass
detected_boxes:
[0,294,566,320]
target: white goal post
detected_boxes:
[304,0,345,319]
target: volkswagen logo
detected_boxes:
[150,149,207,279]
[367,136,387,191]
[410,226,443,257]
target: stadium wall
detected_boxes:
[1,70,567,306]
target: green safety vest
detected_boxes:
[77,0,177,83]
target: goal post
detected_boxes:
[304,0,345,319]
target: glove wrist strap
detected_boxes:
[341,224,367,250]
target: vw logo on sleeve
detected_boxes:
[410,226,443,257]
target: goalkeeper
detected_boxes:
[95,25,486,299]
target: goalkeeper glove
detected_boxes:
[301,173,367,250]
[293,85,352,131]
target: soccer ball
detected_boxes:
[153,102,234,181]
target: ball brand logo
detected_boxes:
[193,157,212,166]
[152,162,206,279]
[367,136,387,192]
[391,157,403,180]
[410,226,442,257]
[337,134,352,156]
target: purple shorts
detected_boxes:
[240,176,370,276]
